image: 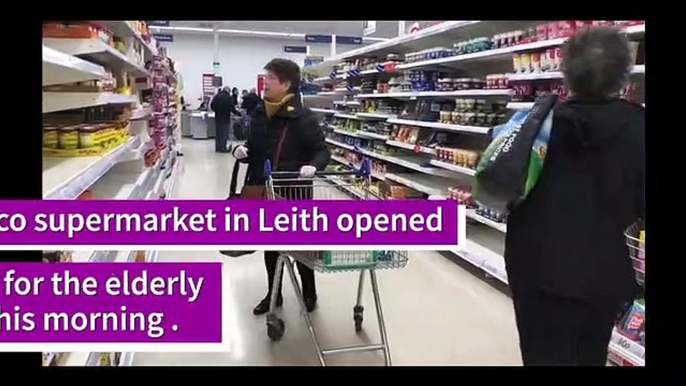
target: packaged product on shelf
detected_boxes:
[520,53,532,74]
[58,126,79,150]
[43,126,59,149]
[43,22,113,46]
[618,300,645,345]
[536,24,548,41]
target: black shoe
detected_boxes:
[304,294,317,313]
[253,294,283,315]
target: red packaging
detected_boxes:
[558,20,576,38]
[547,22,559,39]
[592,20,614,27]
[575,20,593,31]
[536,25,548,41]
[553,47,563,71]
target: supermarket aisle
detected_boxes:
[133,139,521,366]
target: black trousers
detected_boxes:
[264,182,316,298]
[512,290,629,366]
[215,120,231,152]
[264,251,316,298]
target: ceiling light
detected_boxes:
[150,25,391,42]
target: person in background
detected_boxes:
[211,86,241,153]
[231,87,240,106]
[241,87,261,115]
[232,58,330,315]
[504,26,644,366]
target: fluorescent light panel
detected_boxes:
[150,26,388,42]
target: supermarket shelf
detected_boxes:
[356,112,397,119]
[387,118,490,135]
[429,159,477,177]
[398,38,569,70]
[43,38,150,78]
[334,113,360,120]
[313,21,482,71]
[43,45,107,87]
[131,106,152,120]
[43,92,138,113]
[96,21,157,58]
[506,102,534,110]
[118,352,135,367]
[326,176,371,200]
[385,172,452,196]
[333,128,368,139]
[607,328,645,366]
[43,136,141,199]
[356,89,511,99]
[466,208,507,233]
[311,107,337,114]
[386,140,436,155]
[357,131,389,141]
[508,101,645,110]
[624,24,645,35]
[163,155,181,199]
[63,352,91,366]
[330,155,385,180]
[509,65,645,82]
[397,24,645,71]
[334,100,362,106]
[451,239,508,285]
[147,250,160,262]
[326,138,455,177]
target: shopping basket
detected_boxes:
[262,158,409,366]
[624,220,645,285]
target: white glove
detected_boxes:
[299,165,317,178]
[233,145,249,160]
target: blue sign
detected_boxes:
[147,21,171,27]
[305,34,333,43]
[337,36,363,45]
[284,46,308,54]
[153,33,174,42]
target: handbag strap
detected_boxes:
[273,124,289,171]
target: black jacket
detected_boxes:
[241,92,261,115]
[505,98,645,303]
[210,90,240,124]
[239,95,330,185]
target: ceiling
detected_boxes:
[169,21,423,39]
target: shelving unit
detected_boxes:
[41,20,180,368]
[305,23,645,367]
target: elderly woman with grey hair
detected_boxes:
[504,26,644,366]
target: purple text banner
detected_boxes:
[0,200,460,246]
[0,263,222,343]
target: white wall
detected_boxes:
[161,34,369,108]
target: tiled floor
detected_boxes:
[131,138,522,366]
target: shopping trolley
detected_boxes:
[625,220,645,285]
[262,158,409,366]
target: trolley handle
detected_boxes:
[265,159,372,178]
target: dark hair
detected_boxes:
[562,26,632,98]
[264,58,301,93]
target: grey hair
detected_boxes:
[562,26,633,98]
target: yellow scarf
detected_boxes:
[264,93,295,119]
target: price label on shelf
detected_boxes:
[410,92,418,100]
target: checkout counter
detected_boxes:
[181,111,216,139]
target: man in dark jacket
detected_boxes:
[241,88,261,115]
[233,58,330,315]
[505,27,644,366]
[211,86,241,153]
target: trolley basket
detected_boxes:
[262,158,408,366]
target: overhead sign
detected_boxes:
[337,36,363,45]
[305,34,332,44]
[153,33,173,42]
[213,62,221,69]
[284,46,308,54]
[147,21,171,27]
[363,21,377,36]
